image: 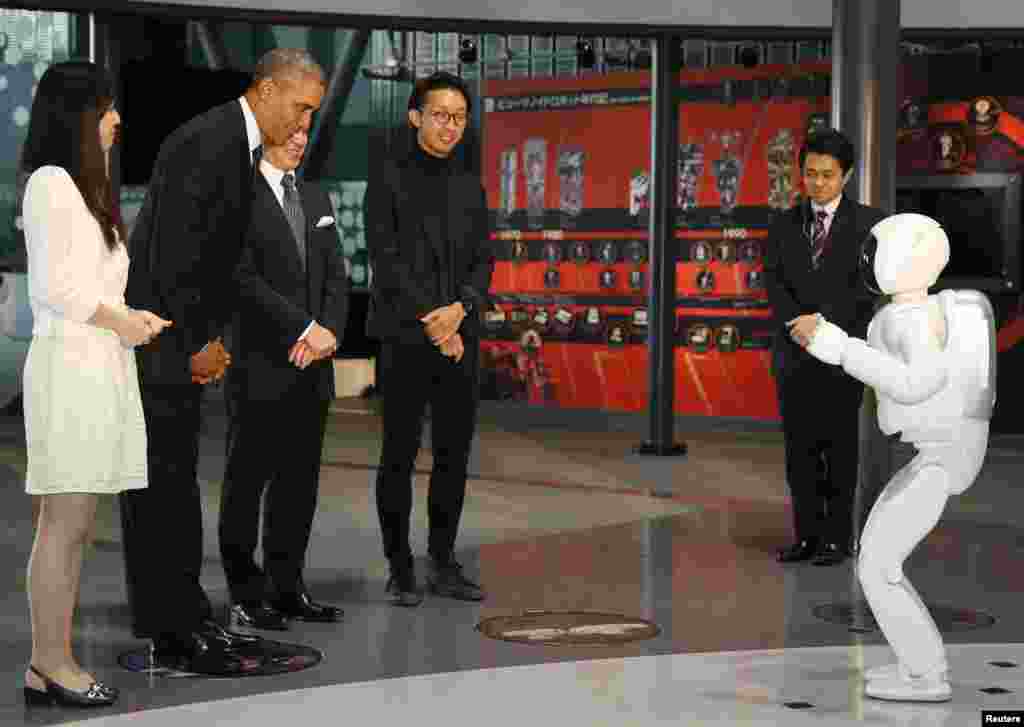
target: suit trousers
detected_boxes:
[119,383,211,639]
[375,339,480,567]
[219,384,329,603]
[777,348,863,547]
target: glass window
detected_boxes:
[0,9,78,264]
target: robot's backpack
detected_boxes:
[937,289,996,419]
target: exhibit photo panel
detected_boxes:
[480,37,835,418]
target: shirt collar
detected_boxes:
[259,158,293,188]
[812,195,842,217]
[238,96,262,157]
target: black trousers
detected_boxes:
[219,385,329,604]
[777,350,863,547]
[375,339,479,566]
[119,383,211,639]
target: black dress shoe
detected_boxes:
[777,538,819,563]
[386,564,423,608]
[426,558,485,602]
[198,619,263,648]
[152,632,264,676]
[23,666,117,708]
[812,542,850,566]
[230,601,290,631]
[272,592,343,623]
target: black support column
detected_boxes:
[637,33,686,467]
[830,0,901,583]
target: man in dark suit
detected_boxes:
[121,49,325,673]
[219,127,347,631]
[365,72,494,607]
[764,128,886,567]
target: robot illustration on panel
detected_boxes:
[766,128,798,210]
[677,142,705,212]
[711,130,744,216]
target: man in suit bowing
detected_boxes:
[365,72,494,607]
[121,49,325,673]
[219,127,347,631]
[765,129,886,567]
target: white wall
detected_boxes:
[116,0,1023,29]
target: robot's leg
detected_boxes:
[858,458,951,701]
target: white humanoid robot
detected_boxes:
[806,212,995,703]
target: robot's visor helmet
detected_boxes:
[860,232,883,295]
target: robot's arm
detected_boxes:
[808,309,948,405]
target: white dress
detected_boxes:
[21,165,147,495]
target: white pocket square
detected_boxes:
[315,216,335,228]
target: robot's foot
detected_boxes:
[864,662,948,683]
[865,671,951,703]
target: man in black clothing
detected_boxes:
[765,129,886,567]
[122,49,325,673]
[364,72,494,607]
[219,127,348,631]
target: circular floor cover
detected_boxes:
[477,611,660,646]
[813,601,996,633]
[118,639,322,678]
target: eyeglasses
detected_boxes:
[424,108,469,127]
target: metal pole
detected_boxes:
[301,29,371,180]
[190,21,229,71]
[831,0,901,622]
[637,33,686,460]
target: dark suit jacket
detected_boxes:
[126,100,254,386]
[364,152,494,345]
[765,195,887,378]
[230,174,349,404]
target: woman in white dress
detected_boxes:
[19,61,171,708]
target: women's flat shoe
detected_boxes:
[25,665,117,707]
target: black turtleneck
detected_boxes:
[409,143,457,302]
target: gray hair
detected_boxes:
[252,48,324,85]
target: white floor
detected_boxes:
[62,644,1024,727]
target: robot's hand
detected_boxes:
[806,316,848,366]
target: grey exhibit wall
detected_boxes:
[18,0,1024,29]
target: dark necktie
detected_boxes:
[810,208,828,268]
[281,173,306,269]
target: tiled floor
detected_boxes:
[0,394,1022,726]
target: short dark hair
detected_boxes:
[251,48,325,86]
[799,128,855,175]
[407,71,472,116]
[20,60,123,250]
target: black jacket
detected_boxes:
[364,149,494,345]
[127,100,255,386]
[765,195,887,373]
[229,174,348,403]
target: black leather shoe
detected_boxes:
[230,602,290,631]
[199,619,263,648]
[152,628,268,676]
[272,592,343,623]
[386,564,423,607]
[24,666,117,708]
[777,539,819,563]
[812,542,850,566]
[427,559,485,602]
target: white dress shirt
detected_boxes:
[811,195,842,239]
[238,96,262,160]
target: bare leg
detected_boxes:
[25,493,100,692]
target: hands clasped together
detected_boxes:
[117,307,172,348]
[421,302,466,362]
[289,322,337,370]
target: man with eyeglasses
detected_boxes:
[365,71,495,607]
